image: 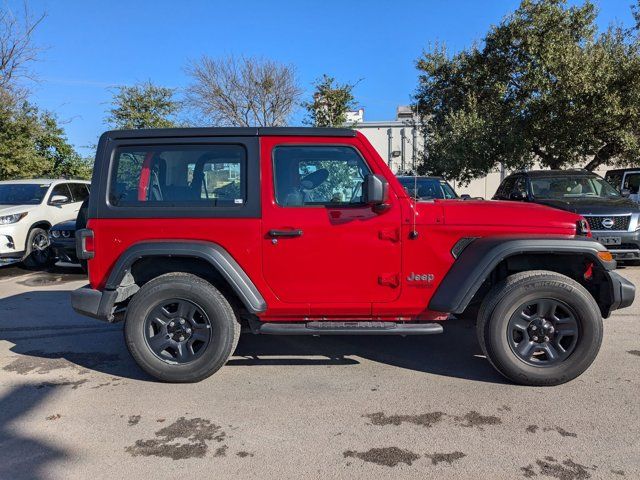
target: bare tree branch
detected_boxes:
[0,2,45,94]
[185,55,302,127]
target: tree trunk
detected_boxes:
[584,143,616,171]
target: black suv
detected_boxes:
[494,170,640,262]
[396,176,458,200]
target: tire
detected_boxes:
[22,227,54,269]
[476,270,603,386]
[124,272,241,383]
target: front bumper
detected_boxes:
[604,270,635,316]
[50,238,78,263]
[592,230,640,261]
[0,224,27,255]
[71,285,118,322]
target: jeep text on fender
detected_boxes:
[71,127,635,385]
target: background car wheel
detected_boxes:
[124,272,241,383]
[22,227,54,269]
[477,270,603,386]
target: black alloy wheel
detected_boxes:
[507,298,579,366]
[144,298,212,364]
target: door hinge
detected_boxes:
[378,228,400,242]
[378,273,400,288]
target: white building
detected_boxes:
[353,106,607,199]
[353,106,424,175]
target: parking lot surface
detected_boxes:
[0,265,638,480]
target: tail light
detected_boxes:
[76,228,94,260]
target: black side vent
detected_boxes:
[451,237,478,259]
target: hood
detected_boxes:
[50,220,77,231]
[428,199,581,230]
[533,197,640,216]
[0,204,38,216]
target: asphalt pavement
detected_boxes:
[0,264,638,479]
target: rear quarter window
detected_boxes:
[109,145,247,208]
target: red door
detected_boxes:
[260,136,402,316]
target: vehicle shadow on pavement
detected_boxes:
[232,319,507,384]
[0,385,69,480]
[0,291,151,382]
[1,290,505,385]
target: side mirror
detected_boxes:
[460,194,471,200]
[621,189,631,197]
[509,191,527,201]
[363,174,389,208]
[50,195,69,205]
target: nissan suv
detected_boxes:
[494,170,640,263]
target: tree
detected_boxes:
[0,98,91,180]
[415,0,640,184]
[303,75,359,127]
[185,55,301,127]
[107,81,179,129]
[0,3,45,98]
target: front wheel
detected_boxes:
[124,273,240,382]
[477,271,603,386]
[22,227,54,269]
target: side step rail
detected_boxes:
[252,321,443,336]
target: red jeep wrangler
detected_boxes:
[71,128,635,385]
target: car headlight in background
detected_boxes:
[576,218,590,236]
[50,229,73,239]
[0,212,28,225]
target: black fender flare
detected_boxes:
[105,240,266,313]
[428,236,616,314]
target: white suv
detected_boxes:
[0,179,90,268]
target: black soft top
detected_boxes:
[100,127,356,141]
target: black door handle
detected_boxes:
[268,229,303,238]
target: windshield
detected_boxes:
[0,184,50,205]
[530,176,620,199]
[398,177,457,200]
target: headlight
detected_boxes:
[62,230,71,238]
[50,230,61,238]
[0,212,28,225]
[576,218,590,236]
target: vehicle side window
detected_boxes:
[49,184,72,204]
[109,145,246,207]
[68,183,90,203]
[273,146,371,206]
[495,177,516,199]
[605,172,622,190]
[513,176,528,198]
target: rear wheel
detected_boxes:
[22,227,54,269]
[477,271,603,386]
[124,273,240,382]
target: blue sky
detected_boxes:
[7,0,637,155]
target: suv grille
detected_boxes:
[584,215,630,231]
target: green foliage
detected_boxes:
[107,81,179,129]
[303,75,359,127]
[415,0,640,184]
[0,96,91,180]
